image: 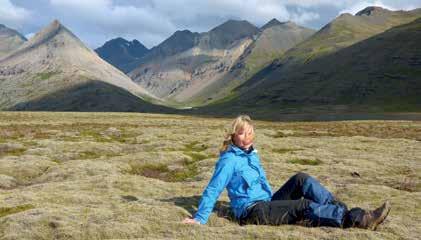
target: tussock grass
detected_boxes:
[273,148,303,154]
[128,162,170,179]
[270,131,288,138]
[183,141,208,152]
[78,151,103,160]
[287,158,322,165]
[128,161,199,182]
[0,146,26,157]
[0,204,35,218]
[0,111,420,239]
[183,152,208,162]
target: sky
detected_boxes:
[1,0,421,49]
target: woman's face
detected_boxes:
[233,124,254,150]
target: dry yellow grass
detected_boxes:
[0,111,420,239]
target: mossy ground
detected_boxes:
[0,111,420,239]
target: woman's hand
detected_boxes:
[182,217,201,225]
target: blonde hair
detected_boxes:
[220,115,255,153]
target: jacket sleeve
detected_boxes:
[257,157,272,196]
[193,155,235,224]
[260,167,273,196]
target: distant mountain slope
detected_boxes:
[189,20,315,106]
[129,19,314,106]
[0,20,168,112]
[0,24,27,59]
[201,16,421,116]
[281,7,421,65]
[142,30,200,63]
[95,37,149,73]
[197,20,260,49]
[245,20,315,75]
[226,7,421,102]
[128,20,259,104]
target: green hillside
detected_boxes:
[281,7,421,65]
[196,17,421,118]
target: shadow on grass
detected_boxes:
[160,195,236,222]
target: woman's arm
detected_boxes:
[257,157,272,196]
[260,168,273,196]
[188,155,235,225]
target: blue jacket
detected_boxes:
[194,144,272,224]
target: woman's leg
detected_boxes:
[263,172,390,229]
[304,202,347,227]
[242,199,311,225]
[272,172,336,205]
[242,198,390,229]
[242,199,347,227]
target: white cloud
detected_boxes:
[0,0,31,28]
[290,11,320,25]
[50,0,175,35]
[49,0,180,47]
[8,0,421,48]
[284,0,351,7]
[24,32,35,40]
[48,0,302,47]
[339,0,396,15]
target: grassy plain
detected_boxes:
[0,111,420,239]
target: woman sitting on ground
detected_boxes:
[182,115,390,229]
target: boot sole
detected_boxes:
[370,201,391,231]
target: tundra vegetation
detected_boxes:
[0,111,420,239]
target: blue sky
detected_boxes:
[1,0,421,49]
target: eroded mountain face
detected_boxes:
[128,19,314,106]
[0,20,166,112]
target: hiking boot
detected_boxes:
[361,201,391,230]
[345,201,391,230]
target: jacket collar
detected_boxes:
[229,144,257,156]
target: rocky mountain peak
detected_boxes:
[281,21,299,27]
[0,20,89,63]
[95,37,149,72]
[40,19,64,35]
[132,39,141,45]
[261,19,301,31]
[261,18,283,30]
[26,19,78,47]
[100,37,148,51]
[356,6,389,16]
[162,30,197,44]
[145,29,199,59]
[108,37,126,44]
[210,19,258,34]
[202,19,259,49]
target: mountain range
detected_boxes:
[279,7,421,66]
[0,20,170,112]
[196,7,421,118]
[0,6,420,118]
[127,19,314,106]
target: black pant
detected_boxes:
[240,172,346,226]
